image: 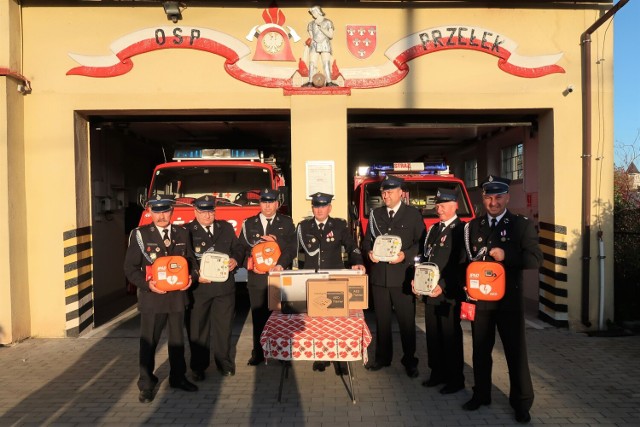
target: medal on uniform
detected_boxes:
[501,237,506,242]
[202,241,206,246]
[311,238,316,243]
[164,238,171,247]
[150,253,157,260]
[501,230,507,242]
[146,246,150,252]
[156,247,161,252]
[478,237,483,243]
[196,247,201,253]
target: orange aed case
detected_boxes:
[250,241,281,274]
[466,261,506,301]
[148,256,190,291]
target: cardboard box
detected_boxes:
[267,270,368,311]
[267,270,329,312]
[306,279,349,317]
[326,272,369,310]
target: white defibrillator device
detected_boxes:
[199,251,230,282]
[372,235,403,261]
[413,262,440,296]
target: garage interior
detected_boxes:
[87,109,536,325]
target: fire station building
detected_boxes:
[0,0,617,343]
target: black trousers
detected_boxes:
[247,272,270,354]
[187,290,235,373]
[371,285,417,367]
[471,308,534,411]
[138,311,186,391]
[424,300,464,386]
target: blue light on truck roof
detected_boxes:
[174,149,202,158]
[368,161,448,174]
[173,148,261,161]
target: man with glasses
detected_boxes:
[124,195,199,403]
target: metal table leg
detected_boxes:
[346,361,356,404]
[277,361,289,403]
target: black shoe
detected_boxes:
[192,371,205,382]
[365,361,390,371]
[440,383,465,394]
[312,361,330,372]
[247,352,265,366]
[138,389,154,403]
[326,82,339,87]
[219,369,235,377]
[462,396,491,411]
[405,365,419,378]
[515,410,531,424]
[169,378,198,392]
[301,82,314,87]
[422,376,445,388]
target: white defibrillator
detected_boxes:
[413,262,440,296]
[372,235,403,262]
[199,251,230,282]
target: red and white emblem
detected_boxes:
[346,25,376,59]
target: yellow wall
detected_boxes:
[1,0,30,344]
[0,4,615,339]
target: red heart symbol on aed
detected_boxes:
[328,352,336,358]
[281,351,289,358]
[339,351,347,358]
[305,351,313,358]
[316,352,324,358]
[351,351,359,357]
[293,351,301,358]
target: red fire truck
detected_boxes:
[138,148,286,235]
[350,161,475,247]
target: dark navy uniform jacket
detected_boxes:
[124,223,198,313]
[240,213,297,269]
[186,219,245,297]
[421,217,467,304]
[363,203,426,289]
[465,210,542,311]
[296,216,363,269]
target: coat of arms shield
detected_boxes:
[346,25,376,59]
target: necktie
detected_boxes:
[318,222,325,236]
[265,218,273,235]
[206,225,213,239]
[440,222,446,233]
[162,228,171,247]
[491,218,498,229]
[389,210,395,220]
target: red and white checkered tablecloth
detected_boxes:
[260,310,372,364]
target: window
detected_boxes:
[464,159,478,188]
[501,143,523,180]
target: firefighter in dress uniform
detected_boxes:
[186,195,245,381]
[296,192,366,372]
[362,175,426,378]
[413,188,467,394]
[123,195,199,404]
[462,176,542,424]
[240,188,296,366]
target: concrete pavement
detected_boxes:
[1,300,639,426]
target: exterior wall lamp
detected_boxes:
[163,1,184,23]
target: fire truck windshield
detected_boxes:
[363,181,473,219]
[150,165,272,206]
